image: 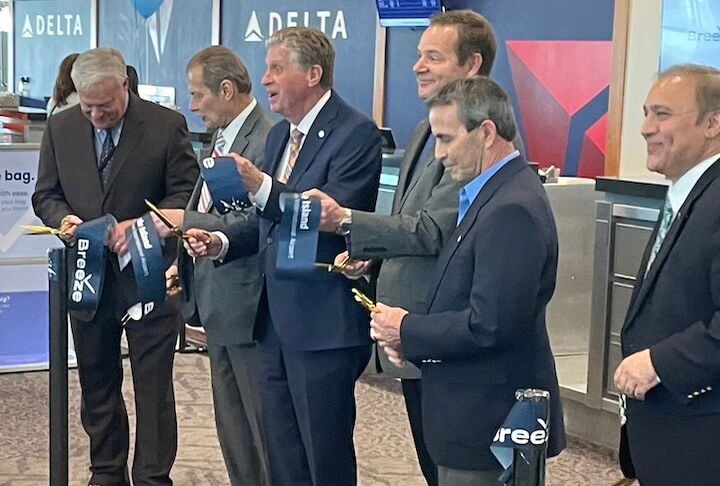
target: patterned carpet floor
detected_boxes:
[0,352,629,485]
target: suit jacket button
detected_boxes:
[688,394,694,399]
[708,386,713,391]
[266,237,274,244]
[693,391,700,396]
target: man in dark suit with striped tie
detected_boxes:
[614,64,720,485]
[151,46,272,486]
[33,47,197,486]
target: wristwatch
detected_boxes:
[337,208,352,236]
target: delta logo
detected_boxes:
[244,10,347,42]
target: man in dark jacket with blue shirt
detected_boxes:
[371,77,565,485]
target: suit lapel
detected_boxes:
[424,158,527,310]
[103,95,144,198]
[265,121,290,176]
[231,104,263,157]
[624,158,720,328]
[393,120,431,211]
[286,93,339,186]
[398,154,435,211]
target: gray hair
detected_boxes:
[71,47,127,93]
[267,27,335,89]
[430,10,497,76]
[427,76,517,142]
[187,46,252,95]
[658,63,720,123]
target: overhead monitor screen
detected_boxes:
[375,0,443,27]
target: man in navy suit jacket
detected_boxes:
[371,77,565,485]
[613,65,720,485]
[185,27,381,485]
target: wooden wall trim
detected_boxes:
[605,0,632,177]
[372,19,387,127]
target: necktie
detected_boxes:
[645,197,674,274]
[198,131,225,213]
[280,129,304,183]
[457,188,470,226]
[98,128,116,186]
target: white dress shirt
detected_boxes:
[250,90,332,210]
[665,152,720,219]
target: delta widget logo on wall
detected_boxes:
[21,13,83,38]
[243,9,348,42]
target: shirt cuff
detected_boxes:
[210,231,230,262]
[249,173,272,211]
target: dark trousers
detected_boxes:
[206,341,268,486]
[402,378,438,486]
[71,298,179,486]
[437,466,504,486]
[256,316,371,486]
[626,407,720,485]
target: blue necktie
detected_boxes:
[98,129,116,186]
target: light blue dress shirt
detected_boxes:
[457,150,520,225]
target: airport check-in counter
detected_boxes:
[559,176,666,449]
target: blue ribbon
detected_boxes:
[275,193,321,278]
[200,156,250,214]
[125,214,166,309]
[68,215,116,311]
[490,390,550,475]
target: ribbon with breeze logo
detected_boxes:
[490,388,550,484]
[200,156,250,214]
[68,215,117,311]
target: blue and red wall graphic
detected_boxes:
[384,0,615,178]
[507,41,611,177]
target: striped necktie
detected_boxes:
[645,197,674,275]
[198,131,225,213]
[98,128,116,186]
[280,129,304,184]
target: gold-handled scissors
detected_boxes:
[20,224,69,238]
[144,199,211,243]
[314,254,351,273]
[351,288,377,313]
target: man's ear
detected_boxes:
[464,53,484,77]
[219,79,234,101]
[478,119,498,147]
[705,110,720,139]
[307,65,323,88]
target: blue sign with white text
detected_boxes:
[660,0,720,69]
[13,0,93,100]
[221,0,377,120]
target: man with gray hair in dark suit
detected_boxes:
[151,45,272,486]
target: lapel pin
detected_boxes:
[456,235,462,243]
[318,129,325,139]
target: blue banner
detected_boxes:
[126,214,166,306]
[13,0,92,101]
[68,215,116,311]
[275,193,321,278]
[99,0,213,132]
[490,390,550,471]
[660,0,720,69]
[200,156,250,213]
[221,0,377,119]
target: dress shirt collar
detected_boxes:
[666,152,720,214]
[290,89,331,137]
[462,151,520,206]
[457,150,519,225]
[221,97,257,150]
[94,118,125,144]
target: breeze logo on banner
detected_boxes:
[21,13,83,38]
[244,9,347,42]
